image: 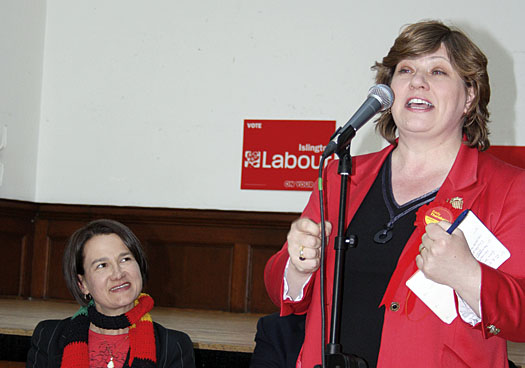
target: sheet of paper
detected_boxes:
[406,210,510,324]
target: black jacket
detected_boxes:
[250,313,305,368]
[26,318,195,368]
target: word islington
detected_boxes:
[298,143,326,154]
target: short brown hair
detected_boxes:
[62,219,149,306]
[372,20,490,150]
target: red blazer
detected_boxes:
[265,143,525,368]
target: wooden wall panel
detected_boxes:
[46,235,71,300]
[145,241,234,310]
[0,200,37,298]
[0,233,24,296]
[31,218,87,300]
[29,219,49,298]
[230,243,250,312]
[46,219,88,301]
[249,245,281,314]
[0,199,298,313]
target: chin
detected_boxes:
[110,293,139,308]
[111,302,136,315]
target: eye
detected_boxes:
[96,263,106,269]
[397,67,412,74]
[432,69,447,76]
[121,256,133,263]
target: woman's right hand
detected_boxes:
[287,218,332,275]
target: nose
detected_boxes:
[409,70,429,90]
[111,263,125,279]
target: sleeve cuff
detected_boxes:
[283,258,312,301]
[456,289,481,326]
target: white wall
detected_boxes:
[0,0,46,201]
[2,1,524,212]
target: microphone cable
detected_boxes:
[317,153,329,368]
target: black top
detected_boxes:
[26,318,195,368]
[340,154,437,367]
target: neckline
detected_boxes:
[373,155,438,245]
[89,329,128,338]
[384,153,439,209]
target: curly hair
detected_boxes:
[372,20,490,151]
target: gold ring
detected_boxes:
[299,245,306,261]
[419,246,426,253]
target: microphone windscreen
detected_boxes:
[368,84,394,111]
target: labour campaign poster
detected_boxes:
[241,119,336,191]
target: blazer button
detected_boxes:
[486,324,501,335]
[390,302,400,312]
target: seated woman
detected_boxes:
[26,219,195,368]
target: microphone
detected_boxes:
[323,84,394,157]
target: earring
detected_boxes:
[84,293,92,302]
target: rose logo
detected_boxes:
[244,151,261,168]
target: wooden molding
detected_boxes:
[0,199,298,313]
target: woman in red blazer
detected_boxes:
[265,20,525,368]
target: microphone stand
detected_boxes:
[313,85,393,367]
[316,142,367,368]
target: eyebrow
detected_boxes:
[89,251,133,266]
[427,55,451,62]
[401,55,451,63]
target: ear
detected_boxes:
[464,85,475,114]
[77,274,89,295]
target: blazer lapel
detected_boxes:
[381,143,484,306]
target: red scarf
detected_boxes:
[61,293,156,367]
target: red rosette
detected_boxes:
[414,199,464,229]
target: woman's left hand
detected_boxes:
[416,221,481,297]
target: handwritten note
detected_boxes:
[406,210,510,324]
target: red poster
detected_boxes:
[241,119,336,191]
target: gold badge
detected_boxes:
[448,197,463,210]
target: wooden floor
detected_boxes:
[0,298,264,353]
[509,341,525,368]
[1,298,525,367]
[0,362,24,368]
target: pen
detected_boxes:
[446,209,469,234]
